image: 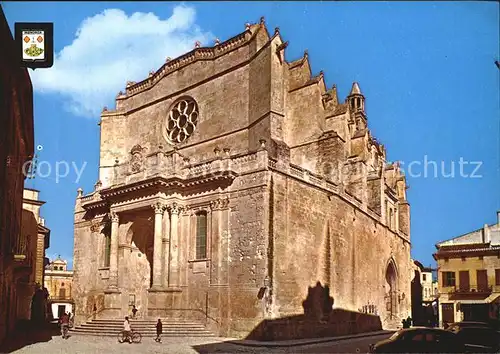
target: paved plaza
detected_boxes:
[7,332,391,354]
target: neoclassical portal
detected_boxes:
[73,17,412,338]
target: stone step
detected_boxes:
[72,328,214,334]
[77,325,208,331]
[69,328,216,337]
[87,320,203,325]
[79,326,206,331]
[80,323,206,329]
[90,320,198,323]
[69,318,216,337]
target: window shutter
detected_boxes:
[196,213,207,259]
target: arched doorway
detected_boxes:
[122,215,154,316]
[385,260,398,320]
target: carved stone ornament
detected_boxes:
[168,202,183,215]
[210,197,230,211]
[129,144,144,173]
[152,202,166,214]
[109,211,119,223]
[90,221,101,233]
[181,206,192,216]
[165,98,199,144]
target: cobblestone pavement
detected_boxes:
[9,333,391,354]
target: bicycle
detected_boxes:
[61,324,69,339]
[117,330,142,343]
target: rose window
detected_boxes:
[165,98,199,144]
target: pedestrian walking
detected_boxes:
[155,319,162,343]
[59,312,70,339]
[131,305,138,319]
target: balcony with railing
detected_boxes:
[12,232,33,273]
[81,149,239,208]
[48,295,74,303]
[449,284,493,299]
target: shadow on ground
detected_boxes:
[193,282,383,352]
[0,321,60,353]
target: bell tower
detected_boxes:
[347,82,367,133]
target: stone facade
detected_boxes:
[73,18,412,337]
[0,6,36,345]
[434,211,500,327]
[23,188,51,287]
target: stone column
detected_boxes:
[108,211,119,289]
[162,209,171,288]
[168,202,182,287]
[209,200,220,285]
[152,202,166,289]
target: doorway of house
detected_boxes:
[462,304,489,321]
[441,303,454,324]
[57,305,65,319]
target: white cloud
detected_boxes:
[31,5,213,118]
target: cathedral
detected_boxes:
[73,17,412,338]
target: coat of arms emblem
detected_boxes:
[22,30,45,60]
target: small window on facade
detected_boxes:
[196,212,207,260]
[423,274,427,281]
[442,271,456,287]
[495,269,500,286]
[104,234,111,267]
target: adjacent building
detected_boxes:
[14,189,51,323]
[73,18,412,338]
[44,257,74,319]
[414,261,437,302]
[22,188,51,286]
[434,211,500,326]
[411,260,438,326]
[0,5,36,345]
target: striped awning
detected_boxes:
[457,299,488,304]
[458,294,500,305]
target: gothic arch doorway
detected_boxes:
[385,259,398,319]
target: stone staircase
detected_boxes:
[70,318,216,337]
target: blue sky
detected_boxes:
[3,2,499,270]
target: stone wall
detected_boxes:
[72,216,111,324]
[270,172,411,328]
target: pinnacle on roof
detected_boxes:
[349,82,362,95]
